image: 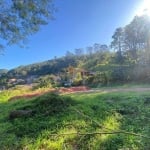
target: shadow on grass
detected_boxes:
[0,93,82,149]
[0,92,150,149]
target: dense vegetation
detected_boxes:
[0,88,149,149]
[0,0,54,49]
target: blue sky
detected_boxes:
[0,0,142,69]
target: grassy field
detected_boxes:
[0,87,150,150]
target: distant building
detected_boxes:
[26,75,38,84]
[16,79,25,84]
[0,86,6,91]
[8,78,17,84]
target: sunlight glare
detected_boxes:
[136,0,150,16]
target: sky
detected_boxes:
[0,0,144,70]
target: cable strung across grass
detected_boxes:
[48,131,150,138]
[72,107,150,139]
[49,106,149,139]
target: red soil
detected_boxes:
[8,89,57,101]
[8,86,90,101]
[58,86,90,93]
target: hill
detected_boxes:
[0,69,8,75]
[1,45,150,89]
[1,14,150,89]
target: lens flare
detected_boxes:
[136,0,150,16]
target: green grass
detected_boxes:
[0,89,150,149]
[90,82,150,89]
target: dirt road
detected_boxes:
[86,87,150,94]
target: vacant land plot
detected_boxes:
[0,87,149,149]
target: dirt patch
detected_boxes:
[59,86,90,93]
[8,89,57,102]
[8,86,90,101]
[98,87,150,93]
[8,86,150,102]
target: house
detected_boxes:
[8,78,17,84]
[26,75,38,84]
[16,79,25,84]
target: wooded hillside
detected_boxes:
[1,14,150,87]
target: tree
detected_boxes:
[0,75,8,87]
[124,15,150,62]
[86,46,93,55]
[100,44,109,52]
[0,0,54,49]
[93,43,100,52]
[65,51,74,57]
[111,27,125,64]
[75,48,84,56]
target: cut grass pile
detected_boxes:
[0,89,150,150]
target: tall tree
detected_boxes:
[124,15,150,62]
[75,48,84,56]
[93,43,100,52]
[111,27,124,64]
[125,17,142,61]
[0,0,54,49]
[86,46,93,55]
[100,44,109,52]
[65,51,74,57]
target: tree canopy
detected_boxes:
[0,0,54,49]
[111,15,150,63]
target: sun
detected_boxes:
[136,0,150,16]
